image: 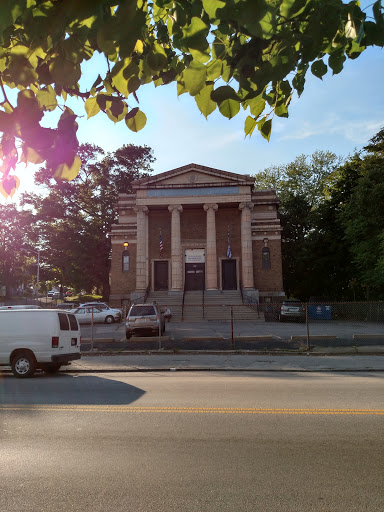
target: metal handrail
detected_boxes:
[143,282,150,303]
[239,281,244,304]
[202,283,205,319]
[181,280,186,321]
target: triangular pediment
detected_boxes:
[132,163,254,189]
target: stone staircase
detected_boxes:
[146,290,263,322]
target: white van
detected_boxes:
[0,309,81,378]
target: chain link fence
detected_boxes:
[162,302,384,350]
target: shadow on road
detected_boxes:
[0,373,145,406]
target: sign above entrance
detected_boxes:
[185,249,205,263]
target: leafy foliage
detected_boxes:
[254,130,384,300]
[0,204,36,297]
[0,0,383,196]
[340,135,384,298]
[20,143,154,296]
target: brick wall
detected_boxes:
[109,242,137,306]
[180,208,206,241]
[253,239,283,292]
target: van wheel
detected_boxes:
[11,353,36,378]
[41,363,62,374]
[105,315,114,324]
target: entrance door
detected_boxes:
[185,263,205,291]
[222,260,237,290]
[154,261,168,291]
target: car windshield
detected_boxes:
[130,306,156,316]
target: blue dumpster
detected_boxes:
[308,304,332,320]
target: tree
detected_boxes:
[0,0,383,197]
[340,131,384,299]
[0,204,36,297]
[254,151,344,298]
[21,143,154,297]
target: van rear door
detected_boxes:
[56,312,80,355]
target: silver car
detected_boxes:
[72,306,121,324]
[79,302,122,322]
[126,303,165,339]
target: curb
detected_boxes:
[63,368,384,373]
[79,350,384,356]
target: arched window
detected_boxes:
[262,246,271,269]
[122,244,130,272]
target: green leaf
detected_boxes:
[203,0,226,19]
[36,87,58,111]
[211,85,239,103]
[179,17,209,50]
[311,60,327,79]
[328,51,346,75]
[258,118,272,141]
[218,98,240,119]
[247,94,265,118]
[84,96,101,119]
[195,84,216,118]
[182,62,207,96]
[147,43,168,71]
[21,145,45,165]
[0,175,20,199]
[106,98,127,123]
[244,116,257,138]
[206,59,222,80]
[274,102,289,118]
[128,76,141,93]
[126,107,139,120]
[280,0,311,19]
[125,109,147,132]
[54,155,82,181]
[49,58,81,88]
[111,59,130,97]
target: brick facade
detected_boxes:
[109,164,284,306]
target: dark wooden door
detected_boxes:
[222,260,237,290]
[185,263,205,291]
[154,261,168,291]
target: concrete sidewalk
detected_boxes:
[66,353,384,372]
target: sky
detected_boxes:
[2,5,384,203]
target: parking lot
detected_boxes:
[80,318,384,349]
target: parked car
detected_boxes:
[72,305,121,324]
[56,303,79,310]
[0,305,42,310]
[47,291,60,298]
[79,302,122,321]
[126,303,165,339]
[0,309,81,377]
[279,300,306,322]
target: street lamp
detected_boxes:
[21,248,40,297]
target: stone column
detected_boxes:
[239,202,254,288]
[168,204,183,291]
[203,203,218,290]
[134,206,148,290]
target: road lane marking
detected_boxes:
[0,405,383,415]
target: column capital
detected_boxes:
[203,203,218,212]
[168,204,183,213]
[133,205,149,214]
[239,202,254,211]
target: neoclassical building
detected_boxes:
[109,164,284,305]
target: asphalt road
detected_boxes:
[1,372,383,512]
